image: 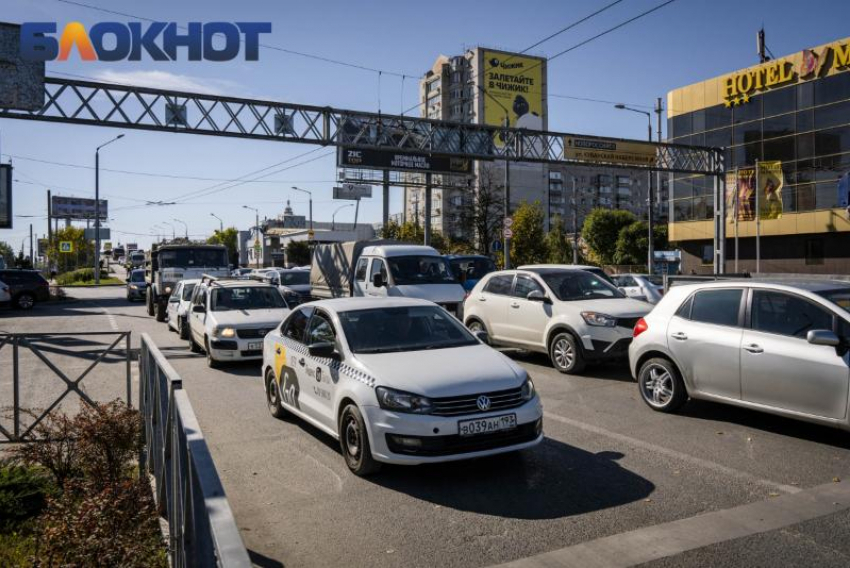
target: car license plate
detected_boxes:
[248,342,262,351]
[458,414,517,437]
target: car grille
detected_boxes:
[236,328,273,339]
[385,419,541,457]
[430,386,525,417]
[617,317,641,329]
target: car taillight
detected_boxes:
[633,317,648,338]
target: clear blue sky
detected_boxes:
[2,0,849,251]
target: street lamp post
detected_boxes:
[615,104,654,273]
[243,205,260,269]
[161,221,175,241]
[94,133,124,284]
[173,218,188,240]
[210,213,223,232]
[291,186,313,237]
[331,203,354,231]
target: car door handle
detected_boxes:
[743,344,764,354]
[298,358,305,366]
[478,297,486,302]
[510,302,520,308]
[670,332,688,341]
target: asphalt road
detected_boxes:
[3,280,850,568]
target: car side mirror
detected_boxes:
[308,341,336,358]
[192,305,206,313]
[807,329,840,347]
[372,272,385,288]
[526,290,550,304]
[473,330,490,345]
[125,278,130,283]
[169,297,180,303]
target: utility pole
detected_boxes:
[382,169,390,229]
[615,104,654,273]
[424,173,432,246]
[95,134,125,284]
[572,176,579,264]
[211,213,223,232]
[291,186,313,240]
[29,223,33,265]
[243,205,260,269]
[47,189,52,273]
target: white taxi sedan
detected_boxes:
[262,297,543,475]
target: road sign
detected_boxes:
[59,241,74,253]
[307,229,315,240]
[333,183,373,200]
[84,228,111,240]
[491,240,503,252]
[503,228,513,239]
[563,136,657,168]
[503,217,513,228]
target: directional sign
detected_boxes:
[333,183,373,200]
[503,217,513,228]
[59,241,74,253]
[564,136,657,168]
[84,228,110,240]
[503,228,513,239]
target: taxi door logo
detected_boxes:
[20,21,271,62]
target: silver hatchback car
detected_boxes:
[629,280,850,430]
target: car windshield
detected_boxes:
[387,256,457,285]
[816,288,850,314]
[211,286,287,311]
[449,257,496,280]
[158,248,227,268]
[280,271,309,285]
[338,306,477,354]
[181,283,196,300]
[541,271,626,301]
[130,271,145,283]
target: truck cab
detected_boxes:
[145,244,230,322]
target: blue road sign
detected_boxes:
[491,240,503,252]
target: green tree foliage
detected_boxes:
[545,215,573,264]
[0,241,16,266]
[377,220,459,254]
[614,221,670,267]
[206,227,239,266]
[510,201,548,266]
[46,227,94,274]
[581,208,637,266]
[286,240,311,266]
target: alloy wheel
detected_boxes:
[642,364,674,407]
[553,338,574,370]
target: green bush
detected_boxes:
[55,267,110,285]
[0,461,53,531]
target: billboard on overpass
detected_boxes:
[51,196,108,220]
[0,164,11,229]
[480,49,546,141]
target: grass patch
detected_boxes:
[62,277,124,286]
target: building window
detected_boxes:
[805,238,824,265]
[701,244,713,265]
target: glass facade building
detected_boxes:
[667,36,850,273]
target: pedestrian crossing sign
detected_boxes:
[59,241,74,253]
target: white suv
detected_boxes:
[187,277,291,367]
[464,267,651,374]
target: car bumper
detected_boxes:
[208,338,265,361]
[579,326,635,360]
[127,288,145,299]
[361,397,544,465]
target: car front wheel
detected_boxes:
[339,404,381,476]
[549,332,585,374]
[178,316,190,340]
[205,337,220,368]
[638,357,687,413]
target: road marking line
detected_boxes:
[492,479,850,568]
[543,411,801,495]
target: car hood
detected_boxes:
[560,297,652,317]
[209,308,290,327]
[353,344,525,398]
[387,283,466,303]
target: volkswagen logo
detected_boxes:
[476,395,491,412]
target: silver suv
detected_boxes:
[629,280,850,430]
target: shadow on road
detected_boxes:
[678,399,850,450]
[368,437,655,520]
[248,549,285,568]
[505,350,635,383]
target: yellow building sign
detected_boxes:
[481,50,545,144]
[564,136,657,167]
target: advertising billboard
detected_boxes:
[338,147,472,174]
[333,183,373,200]
[481,50,546,137]
[0,23,45,112]
[51,196,108,219]
[0,164,11,229]
[564,136,658,168]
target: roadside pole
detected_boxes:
[424,172,432,246]
[503,160,511,269]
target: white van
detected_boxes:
[311,242,466,317]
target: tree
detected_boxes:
[46,227,94,274]
[581,208,637,266]
[614,221,669,267]
[510,201,548,266]
[457,165,504,254]
[0,241,15,266]
[379,219,401,240]
[207,227,239,266]
[545,215,573,264]
[286,240,311,266]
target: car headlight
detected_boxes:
[375,386,433,414]
[215,327,236,338]
[581,311,617,327]
[130,284,138,290]
[164,286,172,294]
[520,377,536,401]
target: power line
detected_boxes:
[550,93,653,109]
[54,0,415,79]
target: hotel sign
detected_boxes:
[724,39,850,107]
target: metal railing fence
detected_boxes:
[138,332,250,568]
